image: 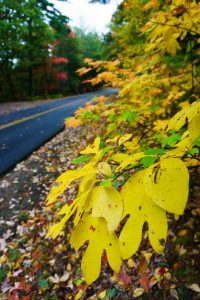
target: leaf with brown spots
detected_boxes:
[70,213,122,284]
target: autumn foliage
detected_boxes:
[46,0,200,284]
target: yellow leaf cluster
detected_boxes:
[45,0,200,285]
[65,117,80,128]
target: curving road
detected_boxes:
[0,88,118,176]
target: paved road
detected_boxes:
[0,89,118,175]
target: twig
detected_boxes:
[149,20,199,36]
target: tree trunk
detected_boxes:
[28,18,33,97]
[5,60,15,101]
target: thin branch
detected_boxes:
[149,20,199,37]
[189,39,194,91]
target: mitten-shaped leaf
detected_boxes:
[119,171,167,259]
[92,186,123,232]
[144,158,189,215]
[70,214,121,284]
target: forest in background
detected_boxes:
[0,0,107,102]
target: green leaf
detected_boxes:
[0,267,8,284]
[8,248,19,263]
[101,146,113,156]
[154,133,163,143]
[108,112,117,122]
[121,111,139,123]
[107,123,117,132]
[71,155,91,165]
[100,178,114,187]
[189,147,199,155]
[194,140,200,147]
[141,156,156,167]
[18,212,29,221]
[39,278,48,289]
[149,104,160,112]
[74,278,83,286]
[144,149,166,155]
[100,139,106,148]
[162,132,181,148]
[105,288,118,299]
[81,111,100,120]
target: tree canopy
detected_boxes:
[0,0,107,102]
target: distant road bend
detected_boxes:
[0,88,118,175]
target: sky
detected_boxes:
[50,0,122,34]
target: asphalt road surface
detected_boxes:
[0,88,118,175]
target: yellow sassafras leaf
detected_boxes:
[154,120,168,131]
[116,152,144,172]
[58,199,78,216]
[144,158,189,215]
[163,136,193,158]
[123,136,141,153]
[187,100,200,122]
[46,163,94,205]
[106,135,120,144]
[92,186,123,232]
[55,173,96,228]
[46,170,83,206]
[80,137,100,154]
[168,107,188,131]
[184,158,200,167]
[188,113,200,141]
[119,171,167,259]
[74,174,97,226]
[111,153,130,163]
[46,214,69,239]
[70,214,121,284]
[118,134,132,145]
[47,195,84,239]
[98,162,113,177]
[166,37,181,56]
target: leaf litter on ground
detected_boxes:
[0,122,199,300]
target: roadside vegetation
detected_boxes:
[47,0,200,295]
[0,0,199,299]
